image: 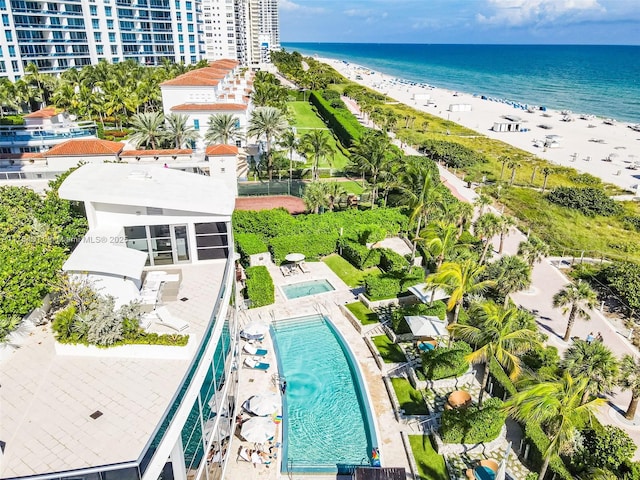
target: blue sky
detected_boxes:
[279,0,640,45]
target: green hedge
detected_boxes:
[440,397,506,444]
[364,267,425,300]
[235,233,268,256]
[391,301,447,334]
[0,115,24,125]
[487,358,518,398]
[422,341,471,380]
[341,241,381,269]
[309,90,365,147]
[547,187,621,217]
[420,139,487,169]
[524,421,573,480]
[379,248,410,273]
[245,266,274,308]
[269,233,338,264]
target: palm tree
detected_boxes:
[499,156,510,181]
[422,221,466,270]
[496,215,516,254]
[349,130,397,207]
[619,355,640,420]
[449,302,540,407]
[552,281,598,342]
[505,372,605,480]
[302,181,328,214]
[278,129,299,182]
[324,181,346,211]
[165,113,199,148]
[518,235,550,266]
[129,111,166,150]
[564,340,619,404]
[474,212,501,264]
[205,113,243,145]
[541,167,554,193]
[487,255,532,308]
[508,159,521,186]
[300,129,333,181]
[427,259,494,325]
[474,193,492,215]
[247,106,289,181]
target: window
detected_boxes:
[111,45,118,54]
[179,45,184,53]
[177,23,182,32]
[174,0,179,7]
[1,14,8,26]
[187,23,193,32]
[176,12,180,20]
[193,119,199,130]
[0,61,5,72]
[195,223,229,260]
[0,0,5,10]
[185,1,191,9]
[89,5,97,15]
[188,34,194,43]
[11,60,18,71]
[94,32,101,42]
[104,6,112,16]
[178,34,183,42]
[189,45,195,54]
[4,30,11,41]
[109,32,115,42]
[186,12,192,21]
[92,19,99,28]
[107,19,113,29]
[96,45,103,54]
[8,45,14,57]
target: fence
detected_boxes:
[237,180,306,197]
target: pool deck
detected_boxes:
[224,260,413,479]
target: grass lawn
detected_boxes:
[409,435,448,480]
[390,377,428,415]
[287,101,350,170]
[345,301,378,325]
[322,253,381,287]
[333,179,365,195]
[372,335,406,364]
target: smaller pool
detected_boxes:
[281,279,335,299]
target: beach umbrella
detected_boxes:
[242,320,269,337]
[285,253,305,263]
[203,418,231,441]
[246,393,281,416]
[241,416,276,443]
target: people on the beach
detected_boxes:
[586,332,595,344]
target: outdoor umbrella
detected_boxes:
[241,416,276,443]
[242,320,269,338]
[246,393,281,416]
[203,418,231,441]
[285,253,305,263]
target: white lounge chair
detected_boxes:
[280,265,292,277]
[243,343,268,356]
[298,261,311,274]
[155,306,189,332]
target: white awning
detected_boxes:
[405,316,448,338]
[408,283,450,304]
[63,233,147,280]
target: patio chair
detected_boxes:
[237,446,252,463]
[240,331,265,342]
[244,357,270,371]
[280,265,292,277]
[155,306,189,332]
[243,343,268,356]
[298,261,311,274]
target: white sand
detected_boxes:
[320,57,640,193]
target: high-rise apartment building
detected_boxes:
[0,0,278,80]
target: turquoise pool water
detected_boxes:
[271,315,377,473]
[281,279,335,300]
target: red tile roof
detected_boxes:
[120,149,193,157]
[44,139,124,156]
[211,59,239,68]
[24,107,61,119]
[160,59,238,87]
[171,103,247,112]
[206,144,238,155]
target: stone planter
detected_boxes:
[54,335,196,360]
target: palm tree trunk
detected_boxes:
[410,215,423,263]
[542,176,549,193]
[478,361,490,408]
[499,232,506,254]
[503,294,510,309]
[451,301,461,325]
[538,455,551,480]
[581,388,590,405]
[479,239,492,264]
[626,395,639,420]
[563,307,577,342]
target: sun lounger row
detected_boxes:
[280,261,311,276]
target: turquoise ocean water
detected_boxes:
[281,43,640,124]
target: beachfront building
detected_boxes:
[0,162,239,480]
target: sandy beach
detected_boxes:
[320,57,640,193]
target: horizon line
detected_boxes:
[281,41,640,47]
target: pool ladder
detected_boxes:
[272,373,286,389]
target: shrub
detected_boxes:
[309,90,365,147]
[355,224,387,244]
[269,233,338,265]
[52,305,77,341]
[422,341,471,380]
[487,358,517,398]
[524,421,573,480]
[623,216,640,232]
[522,345,560,371]
[245,266,274,308]
[340,240,381,269]
[391,301,447,334]
[546,187,621,217]
[600,261,640,311]
[400,266,425,291]
[379,248,410,273]
[570,172,601,185]
[577,426,637,472]
[364,275,401,300]
[420,139,487,169]
[0,115,25,125]
[440,397,506,444]
[235,233,268,256]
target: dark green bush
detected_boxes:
[379,248,410,273]
[364,275,401,300]
[487,358,517,398]
[235,233,268,256]
[524,421,573,480]
[420,139,487,169]
[0,115,24,125]
[321,89,341,101]
[309,90,365,147]
[269,233,338,264]
[599,261,640,311]
[422,341,471,380]
[354,224,387,244]
[340,240,381,269]
[576,426,637,472]
[399,266,425,291]
[440,397,506,444]
[521,345,560,371]
[245,266,275,308]
[547,187,621,217]
[390,301,447,334]
[623,216,640,232]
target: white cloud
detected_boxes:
[477,0,604,26]
[280,0,301,10]
[280,0,325,14]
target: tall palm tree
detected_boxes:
[300,129,333,181]
[496,215,516,254]
[324,181,346,211]
[0,79,19,117]
[474,212,501,264]
[302,181,328,214]
[508,159,521,186]
[474,193,492,215]
[619,355,640,420]
[449,302,540,407]
[205,113,243,145]
[427,259,494,325]
[349,130,397,207]
[499,156,510,181]
[278,129,299,181]
[541,167,554,193]
[165,113,199,149]
[564,340,619,405]
[518,236,550,266]
[247,106,289,181]
[129,111,166,150]
[553,281,598,342]
[487,255,532,308]
[422,221,466,270]
[505,372,605,480]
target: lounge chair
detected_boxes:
[155,306,189,332]
[237,446,251,463]
[240,331,264,342]
[243,343,268,356]
[244,357,270,370]
[298,261,311,274]
[280,265,292,277]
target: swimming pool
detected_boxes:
[271,315,378,473]
[280,279,335,300]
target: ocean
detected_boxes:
[281,43,640,124]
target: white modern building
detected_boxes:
[0,163,240,480]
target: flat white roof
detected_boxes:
[408,284,450,304]
[405,315,449,338]
[58,163,234,216]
